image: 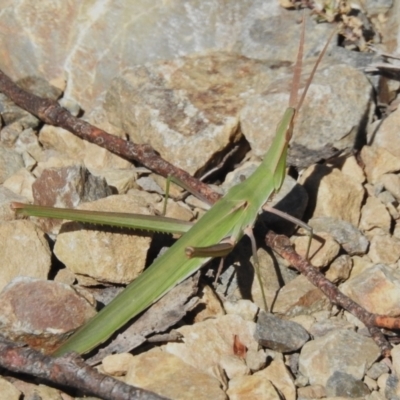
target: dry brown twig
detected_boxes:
[265,231,400,357]
[0,68,221,205]
[0,335,167,400]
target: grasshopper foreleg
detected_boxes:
[185,242,234,258]
[186,240,235,283]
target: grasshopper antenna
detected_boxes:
[288,13,306,109]
[296,18,338,113]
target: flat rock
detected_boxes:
[30,384,66,400]
[38,125,85,161]
[293,231,340,268]
[300,164,365,227]
[325,371,370,398]
[339,155,366,185]
[391,344,400,379]
[32,164,111,208]
[361,145,400,184]
[164,314,257,380]
[96,168,138,194]
[13,127,42,162]
[308,216,369,256]
[340,264,400,316]
[272,274,332,317]
[125,349,226,400]
[0,220,51,292]
[298,329,380,386]
[297,384,326,399]
[154,199,194,222]
[308,317,355,338]
[290,315,316,333]
[370,107,400,161]
[367,361,390,380]
[194,285,225,323]
[0,93,39,129]
[364,375,378,392]
[17,75,63,100]
[39,124,131,173]
[0,186,28,221]
[383,374,400,400]
[102,353,134,376]
[223,299,258,322]
[6,379,66,400]
[245,348,267,372]
[0,377,20,400]
[3,169,35,202]
[380,173,400,202]
[54,195,154,284]
[325,254,352,283]
[0,146,24,184]
[227,370,280,400]
[242,64,372,162]
[0,277,96,353]
[359,196,391,234]
[368,234,400,264]
[262,357,296,400]
[105,52,278,175]
[254,311,310,353]
[247,247,296,313]
[30,164,111,235]
[220,354,250,380]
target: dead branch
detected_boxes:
[265,231,397,357]
[0,336,168,400]
[0,68,220,205]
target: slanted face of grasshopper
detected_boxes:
[12,17,332,356]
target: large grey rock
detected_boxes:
[104,52,277,175]
[0,0,332,114]
[242,64,372,160]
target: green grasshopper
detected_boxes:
[12,18,332,356]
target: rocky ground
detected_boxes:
[0,0,400,399]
